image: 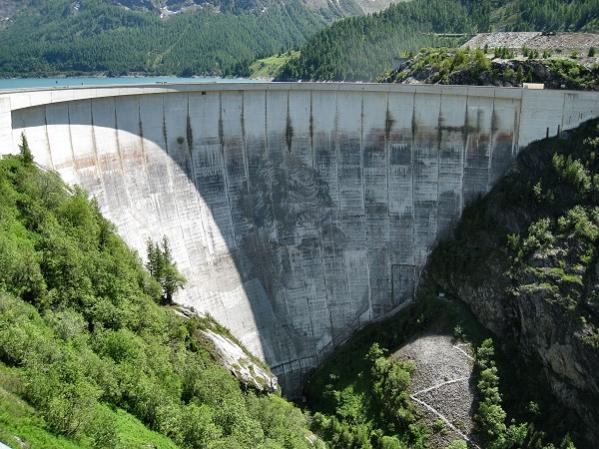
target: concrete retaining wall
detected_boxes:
[2,83,598,393]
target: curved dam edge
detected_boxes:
[1,83,598,394]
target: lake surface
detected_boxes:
[0,76,261,90]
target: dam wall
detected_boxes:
[2,83,598,393]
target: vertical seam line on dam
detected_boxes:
[42,105,54,171]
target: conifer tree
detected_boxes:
[146,236,186,304]
[19,133,33,165]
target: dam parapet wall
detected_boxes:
[2,83,598,393]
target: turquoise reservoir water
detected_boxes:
[0,76,260,90]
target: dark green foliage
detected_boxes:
[146,237,186,305]
[505,0,599,32]
[0,0,328,77]
[473,339,578,449]
[19,133,33,165]
[277,0,599,81]
[277,0,479,81]
[0,155,317,448]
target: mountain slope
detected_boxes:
[276,0,599,81]
[0,0,329,77]
[276,0,479,81]
[0,0,413,77]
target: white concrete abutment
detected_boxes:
[1,82,597,393]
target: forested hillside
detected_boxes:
[0,149,319,449]
[0,0,330,77]
[277,0,599,81]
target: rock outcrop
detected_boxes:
[427,120,599,447]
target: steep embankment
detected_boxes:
[0,153,318,449]
[276,0,599,81]
[428,119,599,446]
[380,47,599,90]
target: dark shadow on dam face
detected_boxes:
[12,88,521,395]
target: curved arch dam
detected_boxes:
[1,83,598,394]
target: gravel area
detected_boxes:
[393,334,479,448]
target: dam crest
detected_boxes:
[1,82,598,393]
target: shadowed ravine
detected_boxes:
[3,83,598,394]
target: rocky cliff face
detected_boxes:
[426,120,599,447]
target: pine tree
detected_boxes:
[146,236,186,305]
[19,133,33,165]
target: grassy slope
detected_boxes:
[249,51,300,79]
[0,364,180,449]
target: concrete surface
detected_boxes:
[1,82,597,394]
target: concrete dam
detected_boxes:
[1,83,598,393]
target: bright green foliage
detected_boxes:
[249,51,300,79]
[381,47,599,89]
[475,340,508,444]
[446,441,468,449]
[0,155,316,449]
[310,342,422,448]
[146,237,186,305]
[473,339,579,449]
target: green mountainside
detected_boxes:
[0,152,320,449]
[275,0,599,81]
[0,0,331,77]
[2,0,597,78]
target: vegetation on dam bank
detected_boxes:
[379,47,599,90]
[0,151,320,449]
